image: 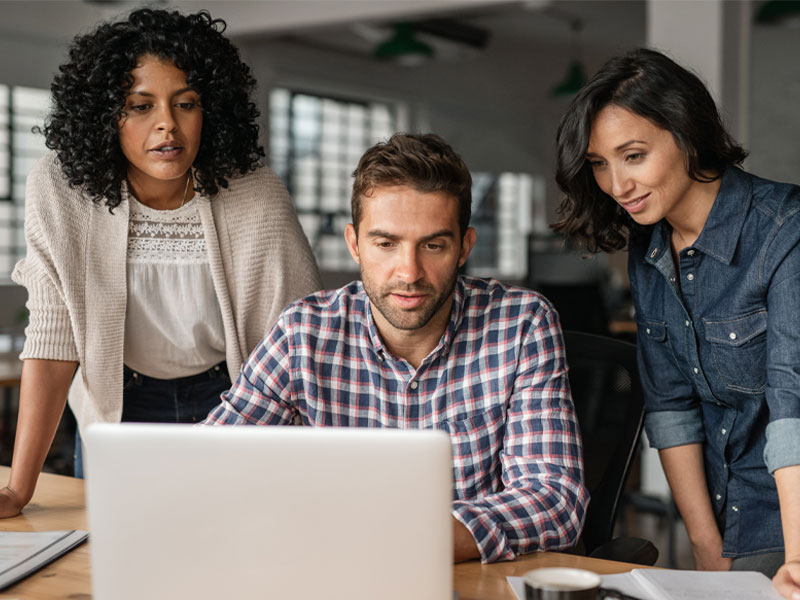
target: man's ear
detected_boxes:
[344,223,360,265]
[458,227,477,267]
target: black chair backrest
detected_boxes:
[563,330,645,554]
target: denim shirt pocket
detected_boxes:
[703,310,767,394]
[641,320,667,343]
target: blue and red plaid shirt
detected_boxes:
[204,276,588,562]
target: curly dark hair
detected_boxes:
[351,133,472,237]
[552,48,747,254]
[41,8,264,209]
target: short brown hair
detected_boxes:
[351,133,472,236]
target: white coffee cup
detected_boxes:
[523,567,601,600]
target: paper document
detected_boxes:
[0,530,88,591]
[508,568,782,600]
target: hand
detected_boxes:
[691,537,733,571]
[774,560,800,600]
[0,486,25,518]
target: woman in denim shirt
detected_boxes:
[553,48,800,599]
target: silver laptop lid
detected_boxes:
[84,424,453,600]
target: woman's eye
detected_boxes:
[176,102,197,109]
[129,104,150,112]
[626,152,645,162]
[588,159,605,169]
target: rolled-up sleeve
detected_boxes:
[452,305,588,563]
[763,234,800,473]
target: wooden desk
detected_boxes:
[0,466,641,599]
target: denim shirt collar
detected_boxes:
[645,166,752,268]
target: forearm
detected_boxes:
[659,443,726,561]
[775,465,800,562]
[7,359,77,503]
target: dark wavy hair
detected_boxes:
[351,133,472,237]
[41,8,264,209]
[553,48,747,253]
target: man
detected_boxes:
[205,133,588,563]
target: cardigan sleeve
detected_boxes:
[11,157,79,362]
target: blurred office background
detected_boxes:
[0,0,798,568]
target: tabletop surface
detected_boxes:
[0,465,642,599]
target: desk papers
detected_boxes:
[0,530,88,591]
[508,568,783,600]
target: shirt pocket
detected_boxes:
[703,310,767,394]
[436,404,505,499]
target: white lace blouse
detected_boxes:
[123,195,226,379]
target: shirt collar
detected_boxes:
[361,275,467,362]
[645,166,751,266]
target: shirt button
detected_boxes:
[685,320,690,327]
[721,428,727,435]
[650,248,658,258]
[409,381,418,390]
[646,328,651,334]
[670,276,676,283]
[693,367,699,374]
[687,273,695,281]
[731,506,739,512]
[687,249,695,256]
[729,332,737,340]
[715,494,722,501]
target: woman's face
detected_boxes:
[118,55,202,191]
[585,104,700,226]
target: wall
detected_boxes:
[748,24,800,185]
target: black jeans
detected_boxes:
[73,362,231,478]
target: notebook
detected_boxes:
[84,423,453,600]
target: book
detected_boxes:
[508,568,783,600]
[0,530,88,591]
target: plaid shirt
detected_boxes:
[205,276,588,562]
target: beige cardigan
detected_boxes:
[12,152,322,433]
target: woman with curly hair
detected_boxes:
[554,48,800,598]
[0,8,321,515]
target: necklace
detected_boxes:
[178,173,192,209]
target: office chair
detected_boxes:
[563,330,659,566]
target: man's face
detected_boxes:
[345,185,476,337]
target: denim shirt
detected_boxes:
[629,166,800,557]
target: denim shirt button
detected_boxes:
[646,328,651,334]
[687,249,695,256]
[732,506,739,512]
[721,428,727,435]
[687,273,695,281]
[716,494,722,501]
[650,248,658,258]
[693,367,699,374]
[685,320,690,327]
[729,332,737,340]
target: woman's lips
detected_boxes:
[620,193,649,214]
[149,144,184,159]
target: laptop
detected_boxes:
[84,424,453,600]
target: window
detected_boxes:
[270,88,397,271]
[269,88,537,281]
[0,85,50,279]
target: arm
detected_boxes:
[0,359,77,517]
[451,305,588,563]
[203,313,296,426]
[658,444,732,570]
[773,465,800,599]
[762,235,800,598]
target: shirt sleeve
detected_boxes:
[11,160,79,362]
[451,303,589,563]
[203,312,296,426]
[629,257,704,450]
[763,229,800,473]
